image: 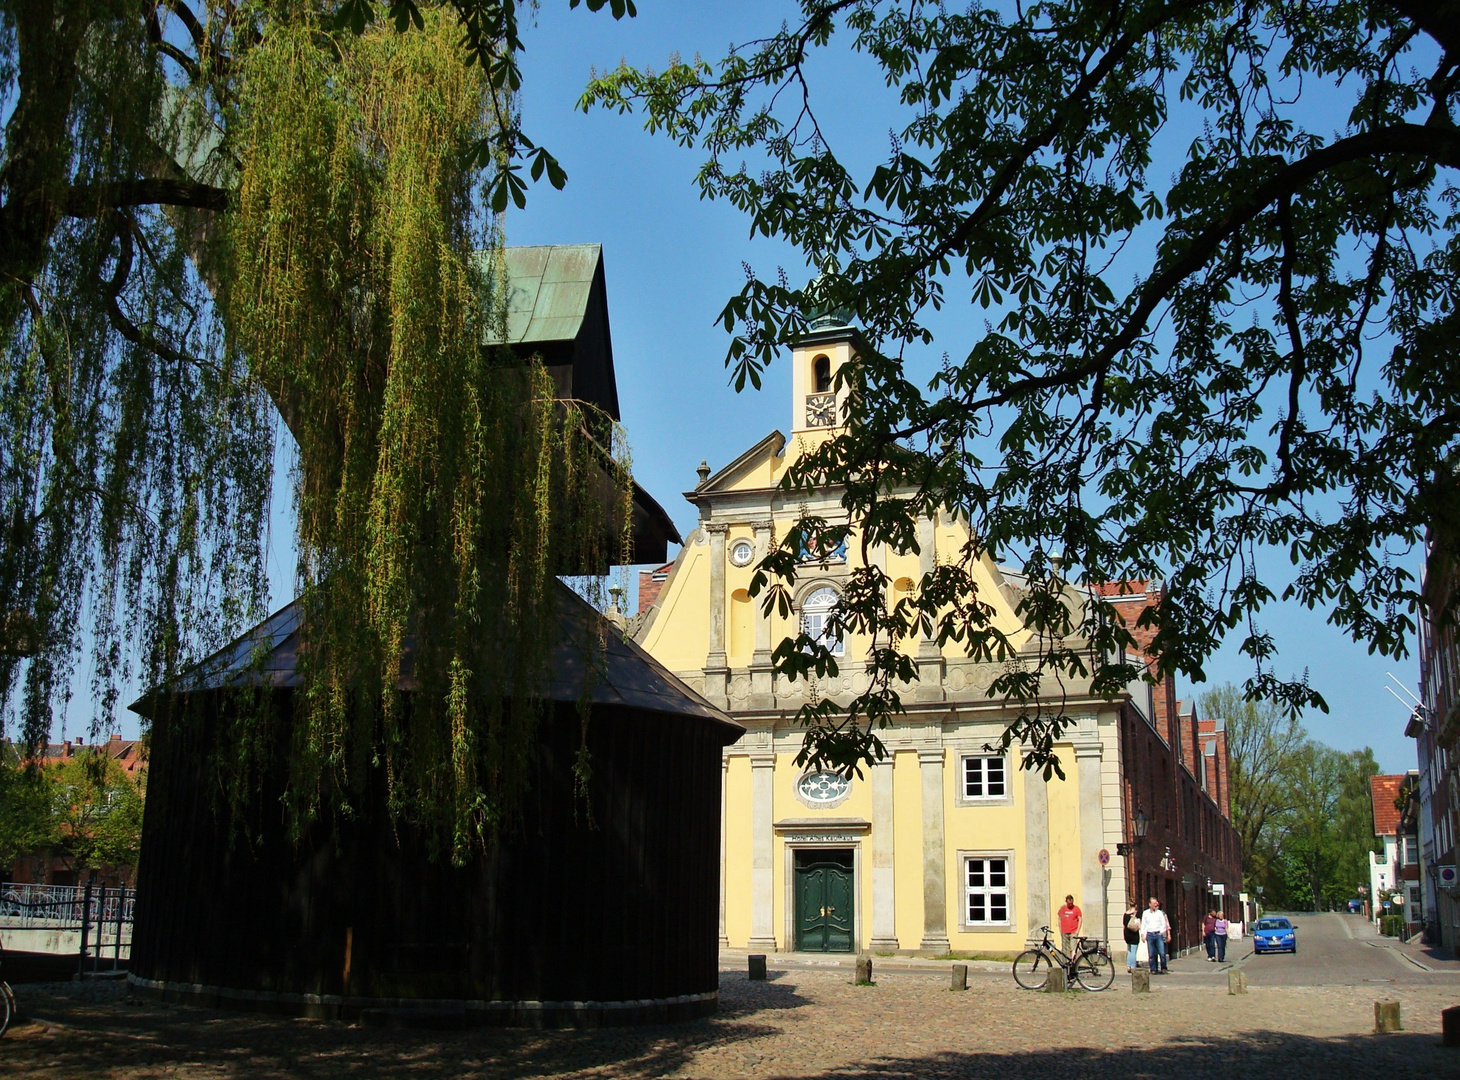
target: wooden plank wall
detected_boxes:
[132,694,726,1005]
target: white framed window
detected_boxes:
[962,756,1006,800]
[964,856,1011,926]
[800,586,845,657]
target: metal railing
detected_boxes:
[2,881,135,975]
[0,882,134,929]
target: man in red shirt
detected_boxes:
[1058,894,1083,954]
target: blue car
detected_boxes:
[1252,916,1297,954]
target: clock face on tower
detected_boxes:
[805,392,837,427]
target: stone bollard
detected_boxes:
[1442,1005,1460,1047]
[1130,969,1150,994]
[1227,969,1247,995]
[1374,999,1402,1033]
[854,955,874,985]
[1043,965,1067,993]
[951,963,968,991]
[748,955,767,981]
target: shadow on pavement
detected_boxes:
[795,1032,1453,1079]
[1,981,1454,1079]
[1,981,795,1080]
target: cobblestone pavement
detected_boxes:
[2,969,1457,1078]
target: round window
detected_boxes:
[730,539,755,567]
[797,771,851,806]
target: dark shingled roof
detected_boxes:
[130,581,739,735]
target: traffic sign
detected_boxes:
[1098,848,1110,866]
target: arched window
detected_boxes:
[730,588,754,660]
[801,586,844,657]
[812,354,832,393]
[891,576,916,612]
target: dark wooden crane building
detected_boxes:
[127,247,740,1026]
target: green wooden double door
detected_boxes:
[794,849,854,953]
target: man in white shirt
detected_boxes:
[1139,897,1171,973]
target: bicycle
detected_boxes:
[1012,926,1115,991]
[0,941,15,1037]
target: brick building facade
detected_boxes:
[1100,584,1245,951]
[1414,532,1459,950]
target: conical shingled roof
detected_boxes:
[130,581,739,735]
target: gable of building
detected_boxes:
[1371,774,1404,836]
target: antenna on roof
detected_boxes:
[1385,673,1429,731]
[1385,672,1422,708]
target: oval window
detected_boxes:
[730,539,755,567]
[797,771,850,806]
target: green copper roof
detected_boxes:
[493,244,604,344]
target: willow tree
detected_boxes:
[586,0,1460,775]
[0,0,631,856]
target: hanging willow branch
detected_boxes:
[1,4,633,861]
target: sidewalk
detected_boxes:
[718,946,1010,974]
[1347,912,1460,973]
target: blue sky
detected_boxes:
[495,2,1424,772]
[55,3,1421,774]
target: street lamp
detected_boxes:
[1117,808,1150,857]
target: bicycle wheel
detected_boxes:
[1012,949,1051,990]
[1073,948,1115,991]
[0,980,14,1038]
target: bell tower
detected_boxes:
[791,324,858,433]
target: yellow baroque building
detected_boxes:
[633,320,1133,956]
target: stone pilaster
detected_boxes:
[913,516,943,701]
[747,753,778,951]
[1099,716,1128,944]
[749,519,776,709]
[703,523,729,702]
[918,747,951,954]
[870,755,898,951]
[1075,742,1105,940]
[1024,761,1051,936]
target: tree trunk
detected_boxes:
[0,0,86,334]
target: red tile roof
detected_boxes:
[1370,774,1404,836]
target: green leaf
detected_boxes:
[330,0,374,35]
[388,0,424,32]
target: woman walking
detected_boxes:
[1214,911,1229,962]
[1202,910,1218,961]
[1124,903,1141,970]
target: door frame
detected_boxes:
[782,836,863,953]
